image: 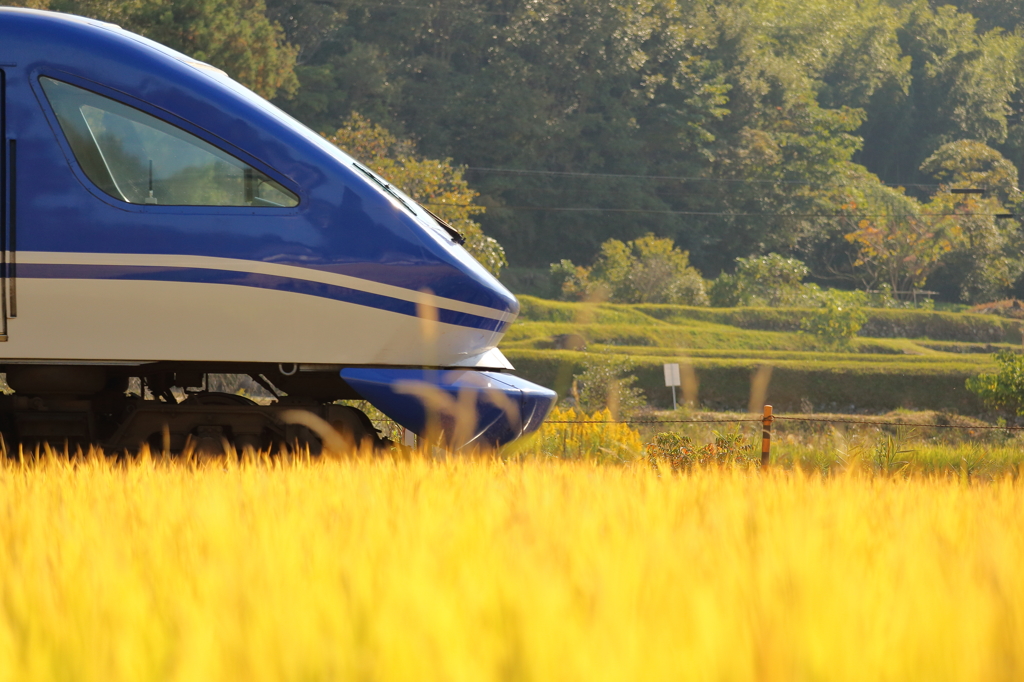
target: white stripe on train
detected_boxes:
[16,252,516,324]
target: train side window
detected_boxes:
[39,77,298,207]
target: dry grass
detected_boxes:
[0,450,1022,681]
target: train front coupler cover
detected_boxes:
[342,367,555,449]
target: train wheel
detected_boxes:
[329,405,388,453]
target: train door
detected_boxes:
[0,67,8,340]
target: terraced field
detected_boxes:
[502,297,1022,413]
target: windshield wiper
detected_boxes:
[421,206,466,245]
[353,163,465,245]
[353,163,417,215]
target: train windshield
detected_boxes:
[40,77,298,207]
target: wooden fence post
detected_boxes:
[761,405,773,467]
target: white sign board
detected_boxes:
[663,363,681,387]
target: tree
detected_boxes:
[552,234,708,305]
[277,0,733,268]
[966,350,1024,416]
[919,139,1021,205]
[800,291,868,349]
[941,0,1024,33]
[689,0,904,271]
[843,185,960,295]
[263,0,351,65]
[14,0,141,22]
[267,0,967,277]
[859,2,1023,188]
[611,236,711,305]
[919,140,1024,301]
[549,260,593,302]
[709,254,821,307]
[32,0,300,99]
[326,114,507,277]
[572,355,646,420]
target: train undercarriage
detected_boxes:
[0,362,389,454]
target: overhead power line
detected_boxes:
[420,202,1014,219]
[463,166,947,190]
[354,3,513,16]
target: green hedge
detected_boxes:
[506,350,989,413]
[517,297,1024,343]
[505,321,809,351]
[517,297,661,325]
[576,346,995,366]
[859,310,1022,343]
[637,305,1023,343]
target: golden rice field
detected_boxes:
[1,443,1023,682]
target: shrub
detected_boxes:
[550,235,708,305]
[709,254,822,307]
[530,406,643,462]
[965,350,1024,416]
[800,292,868,349]
[645,431,754,473]
[872,426,917,475]
[549,260,594,302]
[572,355,647,419]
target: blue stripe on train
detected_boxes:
[18,263,509,333]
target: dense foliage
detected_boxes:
[264,0,1024,302]
[10,0,1024,302]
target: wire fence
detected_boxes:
[372,409,1021,437]
[545,418,762,425]
[775,415,1024,430]
[546,414,1024,430]
[544,405,1024,466]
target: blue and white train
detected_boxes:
[0,8,555,451]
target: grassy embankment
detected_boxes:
[501,296,1022,413]
[3,452,1022,681]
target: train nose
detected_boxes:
[423,221,520,320]
[331,175,553,445]
[338,243,556,448]
[341,367,557,449]
[341,211,555,448]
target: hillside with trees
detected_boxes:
[8,0,1024,303]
